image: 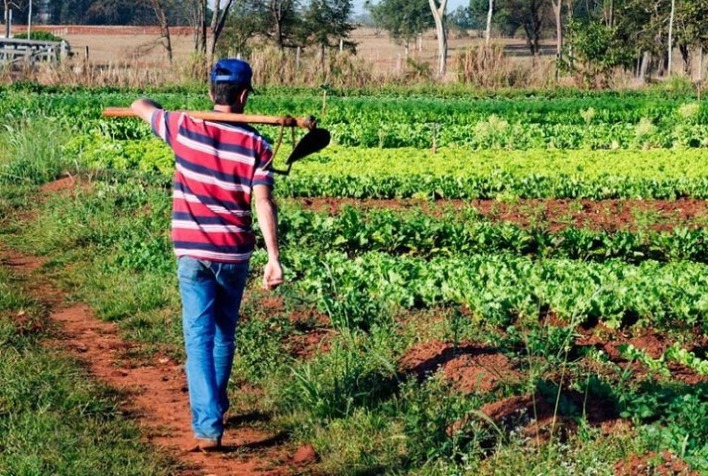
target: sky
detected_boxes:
[352,0,468,15]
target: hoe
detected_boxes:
[102,108,331,175]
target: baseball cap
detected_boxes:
[210,59,254,92]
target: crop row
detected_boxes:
[3,90,706,149]
[63,138,708,199]
[2,89,705,125]
[274,206,708,263]
[274,250,708,331]
[81,117,708,150]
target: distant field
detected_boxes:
[11,24,555,74]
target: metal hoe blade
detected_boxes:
[273,128,331,175]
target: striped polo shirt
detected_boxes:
[151,110,274,263]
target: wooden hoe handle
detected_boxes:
[102,107,318,130]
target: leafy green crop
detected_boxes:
[274,206,708,263]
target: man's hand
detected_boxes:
[130,98,163,123]
[263,259,284,290]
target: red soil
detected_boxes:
[576,328,708,385]
[398,340,521,394]
[0,244,305,476]
[615,451,699,476]
[296,198,708,232]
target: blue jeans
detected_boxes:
[177,256,250,441]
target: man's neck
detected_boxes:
[213,105,244,113]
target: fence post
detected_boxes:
[296,46,301,70]
[60,40,68,61]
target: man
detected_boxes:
[131,58,283,451]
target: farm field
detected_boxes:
[0,84,707,475]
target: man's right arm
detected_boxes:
[130,98,163,124]
[254,184,283,290]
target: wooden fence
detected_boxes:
[0,38,70,65]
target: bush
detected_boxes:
[13,31,65,43]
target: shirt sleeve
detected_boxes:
[253,141,275,188]
[151,110,181,146]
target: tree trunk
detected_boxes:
[667,0,675,76]
[607,0,614,27]
[4,0,10,39]
[639,51,651,82]
[150,0,173,63]
[679,44,690,76]
[200,0,208,55]
[552,0,562,59]
[532,0,542,55]
[485,0,493,46]
[208,0,235,63]
[428,0,448,77]
[271,0,284,50]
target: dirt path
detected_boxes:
[0,243,308,476]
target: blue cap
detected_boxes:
[210,59,254,91]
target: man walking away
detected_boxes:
[130,58,283,451]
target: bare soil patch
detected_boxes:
[576,327,708,386]
[295,198,708,232]
[398,340,521,394]
[0,243,307,476]
[615,451,699,476]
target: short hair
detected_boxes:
[210,82,249,106]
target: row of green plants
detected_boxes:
[3,92,707,475]
[282,172,708,200]
[3,166,706,474]
[274,205,708,263]
[274,249,707,332]
[61,137,708,199]
[3,88,705,125]
[2,90,706,149]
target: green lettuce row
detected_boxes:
[273,206,708,264]
[86,118,708,150]
[2,90,707,150]
[274,250,708,331]
[280,174,708,200]
[328,121,708,149]
[62,137,708,199]
[2,89,706,127]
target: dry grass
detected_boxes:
[4,25,704,89]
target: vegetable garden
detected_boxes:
[0,84,707,475]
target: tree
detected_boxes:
[428,0,448,76]
[301,0,356,69]
[365,0,434,55]
[447,6,479,30]
[497,0,551,55]
[267,0,301,49]
[218,0,265,56]
[563,18,633,86]
[207,0,235,62]
[673,0,708,74]
[150,0,172,63]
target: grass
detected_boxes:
[0,266,176,476]
[2,98,707,475]
[6,168,708,474]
